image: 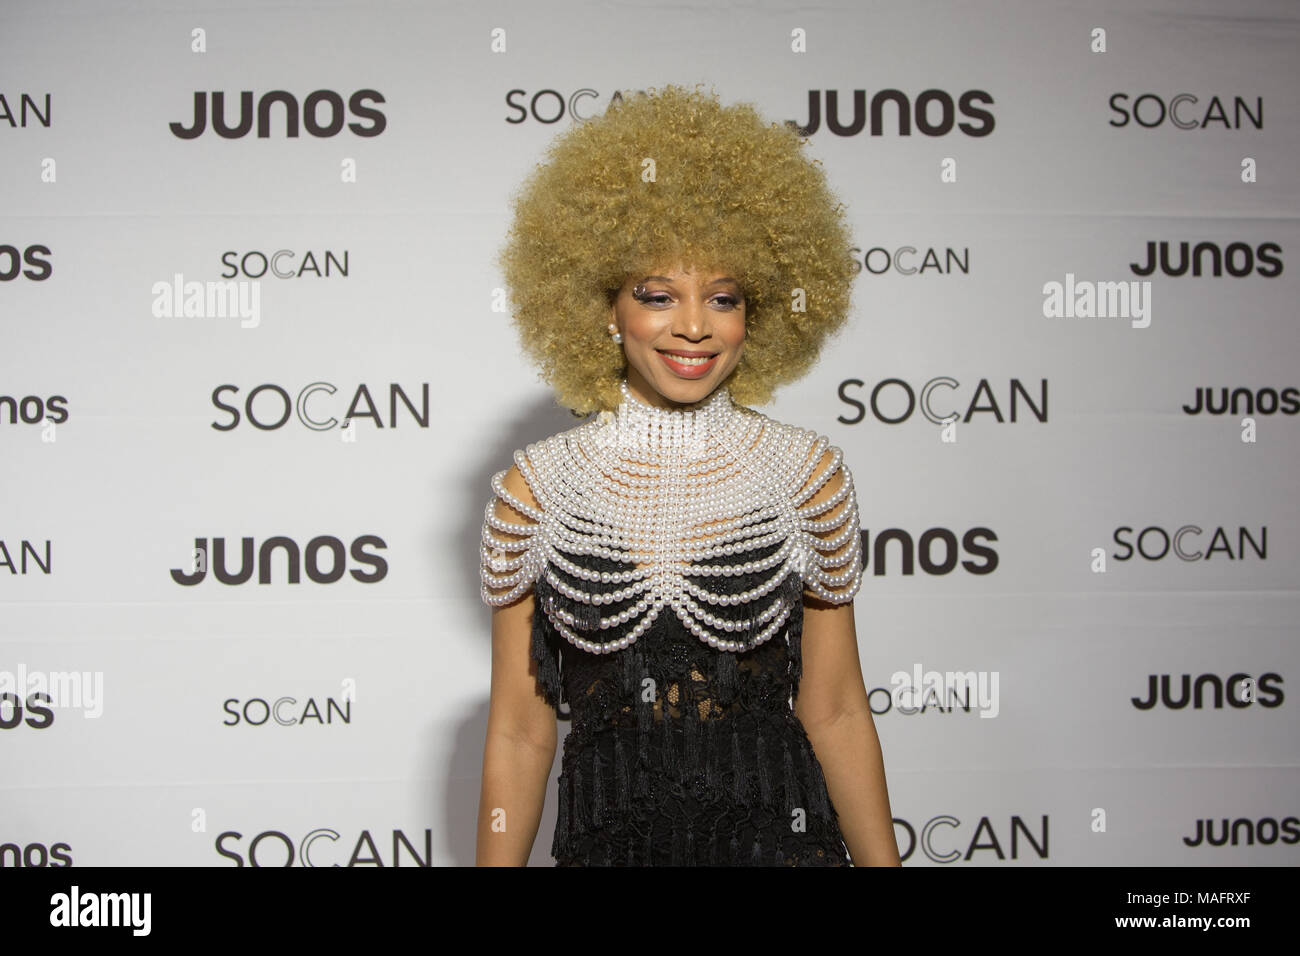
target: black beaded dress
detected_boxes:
[481,383,864,866]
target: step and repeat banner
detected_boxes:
[2,0,1297,866]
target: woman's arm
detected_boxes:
[475,465,558,866]
[791,446,901,866]
[794,597,901,866]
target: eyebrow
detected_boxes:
[638,275,740,286]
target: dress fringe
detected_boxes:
[782,739,798,815]
[529,592,563,707]
[731,729,745,803]
[614,735,630,812]
[661,699,677,774]
[590,751,604,827]
[703,719,715,788]
[717,651,738,700]
[683,702,698,768]
[553,772,569,859]
[572,761,587,836]
[785,574,804,697]
[756,729,771,804]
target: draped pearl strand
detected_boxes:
[481,380,863,655]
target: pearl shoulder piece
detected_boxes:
[480,381,863,655]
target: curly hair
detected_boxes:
[496,82,856,414]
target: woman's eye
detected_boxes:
[635,292,741,307]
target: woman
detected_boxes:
[476,84,900,866]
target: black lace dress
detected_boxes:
[530,537,852,867]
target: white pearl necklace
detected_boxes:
[481,380,863,655]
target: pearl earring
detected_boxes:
[608,322,622,344]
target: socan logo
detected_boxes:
[216,828,433,866]
[222,694,352,727]
[220,249,348,280]
[849,245,970,276]
[1111,525,1266,562]
[893,814,1048,863]
[504,88,606,124]
[1107,93,1262,130]
[211,382,429,431]
[0,92,51,128]
[0,539,52,575]
[836,377,1047,426]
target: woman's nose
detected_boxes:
[673,298,708,339]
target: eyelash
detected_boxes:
[638,293,741,307]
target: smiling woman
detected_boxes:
[496,82,856,416]
[611,267,747,407]
[477,83,900,868]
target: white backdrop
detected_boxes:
[1,0,1297,866]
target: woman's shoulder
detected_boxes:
[495,460,539,512]
[490,414,599,514]
[743,405,855,486]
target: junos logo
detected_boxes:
[0,692,54,730]
[0,840,72,866]
[0,243,52,280]
[787,88,996,137]
[858,527,999,576]
[170,535,388,585]
[0,394,67,425]
[1129,240,1281,277]
[1131,672,1283,710]
[169,89,386,139]
[1182,816,1298,847]
[1182,387,1298,416]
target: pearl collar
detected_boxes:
[481,380,864,655]
[598,380,740,455]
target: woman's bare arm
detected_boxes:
[791,448,901,866]
[795,598,900,866]
[475,464,558,866]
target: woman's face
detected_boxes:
[609,265,746,409]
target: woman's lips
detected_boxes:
[658,350,719,379]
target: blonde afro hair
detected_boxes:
[497,82,856,414]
